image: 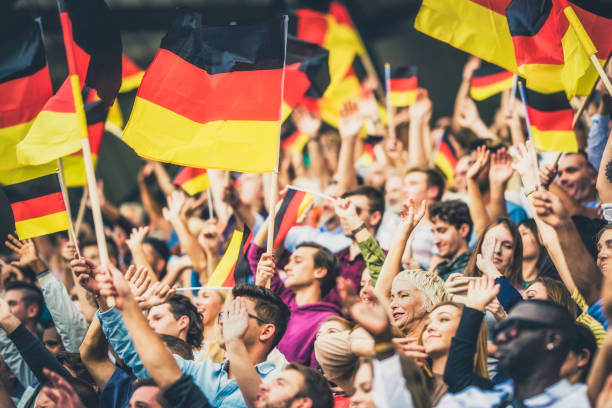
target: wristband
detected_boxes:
[351,222,367,236]
[374,342,394,354]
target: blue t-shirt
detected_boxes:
[587,300,609,330]
[99,366,134,408]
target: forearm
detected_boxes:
[120,298,182,389]
[225,339,261,408]
[170,217,207,276]
[79,317,116,389]
[467,179,489,236]
[307,139,326,187]
[130,248,159,283]
[138,179,164,223]
[375,229,410,298]
[38,272,88,352]
[408,117,428,167]
[336,139,358,194]
[488,183,508,220]
[587,334,612,406]
[153,162,176,197]
[452,80,471,132]
[596,128,612,202]
[0,330,36,388]
[549,184,597,218]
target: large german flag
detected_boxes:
[206,226,253,287]
[414,0,612,98]
[106,54,145,132]
[273,188,314,249]
[470,61,514,101]
[523,87,577,152]
[63,87,109,187]
[3,172,70,240]
[389,66,418,107]
[16,0,122,166]
[0,18,53,172]
[173,167,210,196]
[281,36,330,123]
[122,12,287,173]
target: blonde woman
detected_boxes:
[193,288,228,363]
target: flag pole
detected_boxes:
[506,74,519,118]
[573,55,612,128]
[56,0,113,304]
[265,16,289,289]
[517,81,541,188]
[74,187,88,237]
[207,188,214,220]
[384,63,396,141]
[57,159,81,257]
[563,6,612,96]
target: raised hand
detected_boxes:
[358,90,379,119]
[136,281,175,310]
[162,190,187,221]
[221,297,249,342]
[94,263,134,310]
[127,226,149,252]
[40,368,86,408]
[444,273,471,295]
[334,197,363,231]
[466,145,490,181]
[198,219,221,253]
[539,164,558,188]
[408,88,432,122]
[489,147,514,187]
[398,199,427,235]
[338,277,390,341]
[292,107,321,138]
[392,337,428,363]
[255,253,275,287]
[462,56,481,82]
[4,234,44,272]
[385,138,404,162]
[456,98,481,129]
[465,275,500,312]
[339,100,363,141]
[530,189,570,227]
[513,142,538,189]
[125,265,151,299]
[476,235,503,279]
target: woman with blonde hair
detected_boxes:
[193,288,229,363]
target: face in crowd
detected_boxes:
[431,218,469,260]
[557,154,596,203]
[421,304,462,358]
[194,289,226,326]
[597,227,611,277]
[389,278,427,334]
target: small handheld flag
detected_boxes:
[389,66,418,107]
[470,61,514,101]
[206,226,253,288]
[173,167,211,196]
[273,188,314,249]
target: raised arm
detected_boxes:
[452,57,480,133]
[336,101,362,194]
[488,148,513,220]
[407,90,433,167]
[137,162,166,230]
[374,200,426,298]
[152,161,177,197]
[597,127,612,203]
[466,146,491,236]
[126,226,158,282]
[79,317,116,390]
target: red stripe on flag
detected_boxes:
[10,192,66,222]
[295,10,329,45]
[122,54,142,77]
[437,141,457,167]
[470,0,512,15]
[173,167,207,186]
[284,63,311,108]
[527,106,573,131]
[471,70,514,87]
[572,4,612,60]
[137,49,283,123]
[0,67,53,128]
[389,77,417,92]
[274,190,307,249]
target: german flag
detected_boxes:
[433,130,458,188]
[281,36,330,123]
[119,54,144,93]
[389,66,418,107]
[173,167,210,196]
[523,87,577,152]
[3,172,70,240]
[280,119,310,154]
[414,0,612,98]
[470,61,514,101]
[206,226,253,287]
[63,87,109,187]
[273,188,314,249]
[0,18,53,172]
[122,12,287,173]
[16,0,122,166]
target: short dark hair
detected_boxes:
[286,363,334,408]
[42,375,99,408]
[571,322,597,383]
[341,186,385,218]
[5,280,43,321]
[143,237,170,263]
[233,284,291,350]
[405,166,446,201]
[133,378,170,407]
[429,200,473,238]
[56,351,95,387]
[296,242,340,297]
[159,334,194,360]
[80,237,119,262]
[166,295,204,349]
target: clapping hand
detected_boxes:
[465,275,500,312]
[476,235,502,279]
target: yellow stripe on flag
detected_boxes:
[531,128,578,153]
[119,72,145,93]
[206,229,244,287]
[15,211,70,240]
[107,99,124,130]
[470,77,514,101]
[0,162,58,186]
[281,101,292,123]
[434,154,455,187]
[16,110,81,166]
[390,90,417,107]
[62,154,98,187]
[297,193,314,216]
[123,98,279,172]
[181,173,211,196]
[0,119,35,171]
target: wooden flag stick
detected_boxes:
[57,158,81,257]
[517,81,541,187]
[506,74,519,118]
[57,0,113,305]
[384,63,396,141]
[207,188,214,220]
[74,187,88,238]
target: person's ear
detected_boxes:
[576,348,592,369]
[313,267,329,281]
[155,259,166,274]
[177,315,190,333]
[545,330,562,350]
[26,304,39,320]
[427,186,440,202]
[259,323,276,344]
[291,397,313,408]
[458,224,470,240]
[368,210,382,228]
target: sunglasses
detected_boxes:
[218,312,268,325]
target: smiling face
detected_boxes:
[432,219,468,259]
[254,369,305,408]
[557,154,596,202]
[194,290,224,326]
[483,224,515,273]
[389,279,427,333]
[421,304,461,357]
[597,228,612,277]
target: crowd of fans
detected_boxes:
[1,57,612,408]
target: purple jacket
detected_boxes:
[247,243,342,368]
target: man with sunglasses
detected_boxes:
[436,300,589,407]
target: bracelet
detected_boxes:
[351,222,367,236]
[374,342,394,354]
[524,187,537,197]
